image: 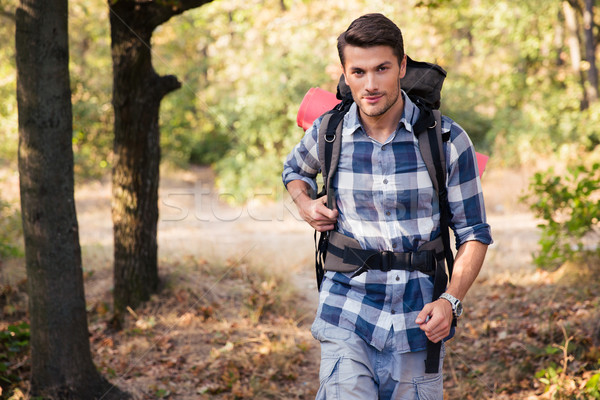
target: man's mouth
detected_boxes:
[363,93,384,103]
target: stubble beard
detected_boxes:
[355,78,402,118]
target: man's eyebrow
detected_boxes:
[377,61,393,68]
[350,61,393,71]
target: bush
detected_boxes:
[524,162,600,269]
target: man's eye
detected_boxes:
[378,66,388,72]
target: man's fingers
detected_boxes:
[316,196,339,219]
[314,224,335,232]
[427,332,444,343]
[415,303,433,325]
[298,195,338,231]
[416,300,453,342]
[308,212,336,232]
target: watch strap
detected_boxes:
[439,292,462,318]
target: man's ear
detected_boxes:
[399,55,407,79]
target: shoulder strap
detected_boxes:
[317,100,350,210]
[414,109,453,278]
[417,110,446,194]
[415,109,457,374]
[314,99,350,291]
[428,110,454,279]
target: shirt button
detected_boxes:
[392,243,397,248]
[385,211,391,216]
[391,309,396,314]
[383,179,388,184]
[396,275,400,281]
[382,145,387,151]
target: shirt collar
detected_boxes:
[341,91,420,137]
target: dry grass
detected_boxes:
[85,257,319,399]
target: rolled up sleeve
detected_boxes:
[445,120,493,249]
[282,121,322,194]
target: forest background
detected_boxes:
[0,0,598,197]
[0,0,600,399]
[0,0,599,195]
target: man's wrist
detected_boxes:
[439,292,463,318]
[287,181,311,206]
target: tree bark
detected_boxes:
[583,0,599,102]
[109,0,212,319]
[15,1,128,398]
[563,0,589,109]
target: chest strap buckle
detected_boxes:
[380,251,393,272]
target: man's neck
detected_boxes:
[359,97,405,144]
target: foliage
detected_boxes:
[69,2,114,178]
[0,199,22,260]
[1,0,599,196]
[535,325,600,399]
[0,1,17,164]
[0,322,30,398]
[156,0,599,201]
[155,0,343,200]
[537,364,600,399]
[524,161,600,269]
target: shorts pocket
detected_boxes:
[413,373,443,400]
[319,355,341,384]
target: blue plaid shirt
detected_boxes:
[282,93,492,353]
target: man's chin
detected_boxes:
[359,105,386,118]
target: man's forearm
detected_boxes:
[286,180,312,207]
[445,240,488,301]
[286,179,338,232]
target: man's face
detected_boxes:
[342,45,407,119]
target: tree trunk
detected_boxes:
[15,1,128,398]
[583,0,599,102]
[563,0,589,109]
[109,0,212,319]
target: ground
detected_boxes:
[1,164,599,399]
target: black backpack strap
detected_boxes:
[430,110,454,280]
[314,97,352,290]
[318,113,344,210]
[415,108,455,374]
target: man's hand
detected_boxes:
[415,299,453,343]
[298,195,339,232]
[287,180,338,232]
[415,240,488,343]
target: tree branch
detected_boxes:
[146,0,213,28]
[109,0,213,34]
[156,74,181,98]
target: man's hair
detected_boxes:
[337,13,405,67]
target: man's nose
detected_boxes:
[365,73,378,93]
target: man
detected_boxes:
[282,13,492,399]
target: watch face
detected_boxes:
[455,302,463,317]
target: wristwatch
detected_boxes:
[439,292,463,318]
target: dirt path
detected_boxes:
[75,165,540,316]
[75,166,321,311]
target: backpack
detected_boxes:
[314,56,453,374]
